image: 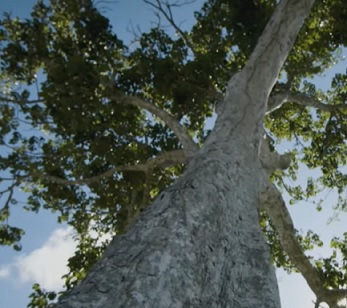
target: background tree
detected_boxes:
[0,0,347,307]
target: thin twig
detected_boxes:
[0,96,44,105]
[143,0,196,54]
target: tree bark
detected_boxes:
[56,0,315,307]
[58,151,280,308]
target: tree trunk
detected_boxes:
[59,147,279,307]
[56,0,315,307]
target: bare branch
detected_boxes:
[32,149,187,186]
[143,0,196,53]
[142,0,231,99]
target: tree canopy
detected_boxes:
[1,0,347,306]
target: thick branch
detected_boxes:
[33,150,187,186]
[1,90,198,155]
[267,91,347,114]
[258,141,346,307]
[115,92,199,155]
[261,181,347,308]
[208,0,316,147]
[259,134,291,172]
[243,0,315,97]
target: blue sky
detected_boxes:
[0,1,346,307]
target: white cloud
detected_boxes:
[1,224,113,292]
[13,227,76,290]
[0,267,10,278]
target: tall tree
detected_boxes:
[1,0,347,307]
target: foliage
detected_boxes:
[28,283,57,308]
[0,0,347,306]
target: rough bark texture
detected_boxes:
[56,0,315,307]
[59,154,279,308]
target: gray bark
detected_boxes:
[56,0,315,307]
[58,151,280,308]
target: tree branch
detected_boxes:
[260,181,347,308]
[244,0,316,95]
[208,0,316,146]
[0,95,43,105]
[143,0,196,54]
[267,91,347,114]
[114,92,199,155]
[142,0,227,107]
[2,86,199,156]
[0,180,18,215]
[259,134,291,172]
[32,149,187,186]
[258,140,347,307]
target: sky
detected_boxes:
[0,1,347,307]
